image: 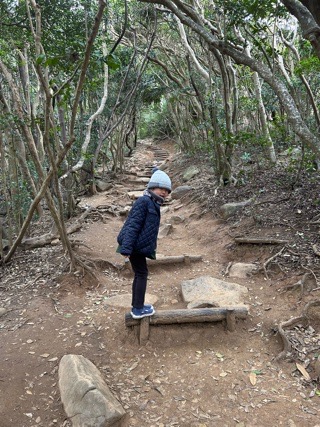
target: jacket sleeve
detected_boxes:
[120,197,148,255]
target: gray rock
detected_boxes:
[181,276,248,307]
[169,215,185,224]
[182,166,200,182]
[279,147,302,160]
[95,180,113,192]
[0,307,7,317]
[187,301,218,309]
[1,239,9,250]
[188,213,200,221]
[128,177,149,184]
[127,191,143,200]
[158,223,173,238]
[171,186,192,200]
[228,262,259,278]
[119,206,131,216]
[105,293,158,308]
[59,354,127,427]
[160,206,170,214]
[219,199,252,219]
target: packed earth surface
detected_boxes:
[2,139,320,427]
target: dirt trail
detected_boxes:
[1,139,320,427]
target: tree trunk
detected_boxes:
[280,0,320,59]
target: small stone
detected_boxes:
[0,308,7,317]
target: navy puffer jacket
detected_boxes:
[117,193,161,257]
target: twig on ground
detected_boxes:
[311,244,320,257]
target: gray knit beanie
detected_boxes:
[147,170,172,193]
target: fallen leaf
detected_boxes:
[249,372,257,385]
[296,362,311,381]
[40,353,50,358]
[48,357,58,362]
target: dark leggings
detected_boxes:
[129,253,148,309]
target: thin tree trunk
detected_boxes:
[4,0,107,263]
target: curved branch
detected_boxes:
[280,0,320,58]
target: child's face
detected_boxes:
[153,187,169,198]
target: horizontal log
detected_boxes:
[147,255,202,265]
[235,237,289,245]
[125,306,248,327]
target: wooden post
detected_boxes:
[184,255,191,265]
[139,316,150,345]
[226,309,236,332]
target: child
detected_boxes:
[117,169,172,319]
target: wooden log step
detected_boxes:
[125,306,248,327]
[147,255,202,265]
[126,307,248,344]
[235,237,289,245]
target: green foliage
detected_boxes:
[212,0,286,26]
[104,53,121,70]
[295,56,320,75]
[139,98,174,139]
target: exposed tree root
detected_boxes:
[70,254,99,280]
[275,300,320,361]
[20,207,92,249]
[263,246,286,279]
[280,273,310,297]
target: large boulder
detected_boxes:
[158,223,173,238]
[181,276,248,308]
[228,262,259,278]
[182,166,200,182]
[219,199,252,219]
[59,354,127,427]
[171,185,192,200]
[95,180,113,192]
